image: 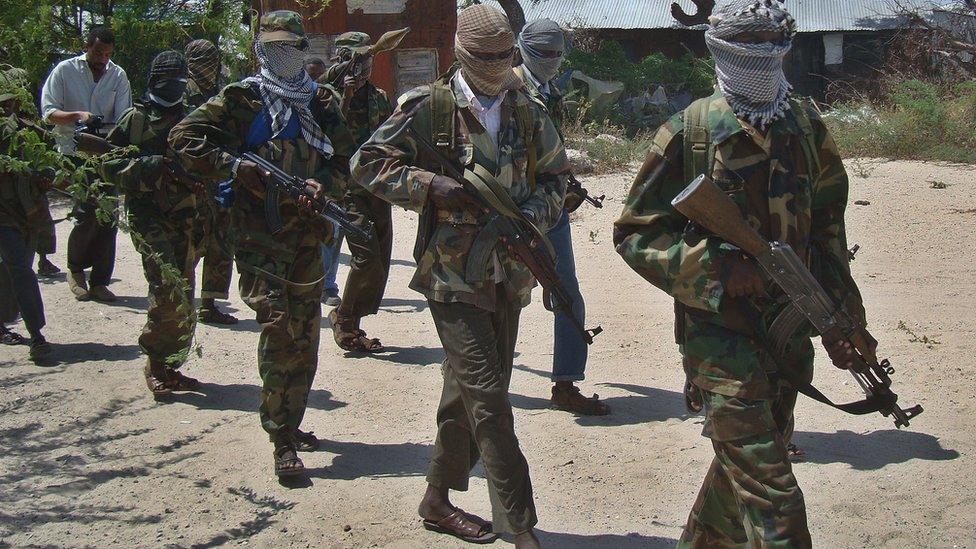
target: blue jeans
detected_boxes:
[548,210,587,382]
[0,226,45,337]
[321,227,344,294]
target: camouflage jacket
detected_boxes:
[168,80,356,263]
[0,114,54,233]
[102,102,198,222]
[350,74,569,311]
[514,65,566,140]
[345,83,392,147]
[614,91,866,398]
[182,78,217,110]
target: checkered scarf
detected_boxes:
[186,39,220,93]
[455,5,521,97]
[706,0,797,129]
[248,41,333,156]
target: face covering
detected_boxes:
[249,40,333,156]
[518,18,566,84]
[149,78,188,107]
[146,50,188,109]
[186,39,220,92]
[455,5,520,97]
[706,0,797,129]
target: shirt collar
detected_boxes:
[453,70,506,114]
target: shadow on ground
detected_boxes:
[511,365,691,426]
[793,429,960,470]
[342,345,442,366]
[177,383,346,414]
[531,531,678,548]
[0,395,199,539]
[305,438,432,480]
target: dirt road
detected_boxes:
[1,159,973,548]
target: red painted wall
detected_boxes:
[253,0,457,98]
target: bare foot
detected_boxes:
[417,484,454,522]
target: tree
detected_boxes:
[496,0,526,33]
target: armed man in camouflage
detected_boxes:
[614,1,875,546]
[0,66,55,360]
[183,38,238,326]
[100,51,201,399]
[170,11,356,479]
[351,6,567,547]
[514,19,609,416]
[323,31,394,352]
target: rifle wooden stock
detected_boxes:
[671,174,768,257]
[74,132,114,155]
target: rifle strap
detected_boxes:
[796,382,890,416]
[467,162,555,260]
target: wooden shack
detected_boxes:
[251,0,457,100]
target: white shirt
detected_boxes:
[454,70,507,150]
[40,53,133,153]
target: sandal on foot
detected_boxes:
[551,384,610,416]
[164,370,200,392]
[423,508,497,544]
[274,443,306,478]
[1,327,29,346]
[29,338,53,361]
[329,309,384,353]
[684,380,703,414]
[293,428,320,452]
[787,443,806,462]
[198,307,239,325]
[146,373,174,400]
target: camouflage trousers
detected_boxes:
[678,387,810,549]
[237,242,323,438]
[193,203,233,300]
[129,204,196,371]
[335,188,393,319]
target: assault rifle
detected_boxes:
[237,151,373,244]
[566,173,605,210]
[671,174,923,428]
[405,121,603,345]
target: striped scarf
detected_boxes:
[248,41,333,156]
[706,0,797,129]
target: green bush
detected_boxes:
[565,41,714,98]
[825,79,976,164]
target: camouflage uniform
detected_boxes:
[350,70,568,533]
[325,33,396,327]
[0,91,51,336]
[184,79,235,303]
[614,91,865,548]
[101,102,199,374]
[169,13,355,439]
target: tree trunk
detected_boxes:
[496,0,526,33]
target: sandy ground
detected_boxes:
[1,158,974,549]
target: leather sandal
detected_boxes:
[164,370,200,391]
[293,428,320,452]
[551,384,610,416]
[274,442,306,478]
[684,380,703,413]
[422,508,497,544]
[146,373,174,400]
[329,309,384,353]
[1,326,28,346]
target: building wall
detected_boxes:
[252,0,457,99]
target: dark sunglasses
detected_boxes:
[533,49,564,59]
[468,47,515,61]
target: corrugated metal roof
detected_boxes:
[480,0,957,33]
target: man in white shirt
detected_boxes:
[40,26,131,302]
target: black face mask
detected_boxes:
[149,78,187,107]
